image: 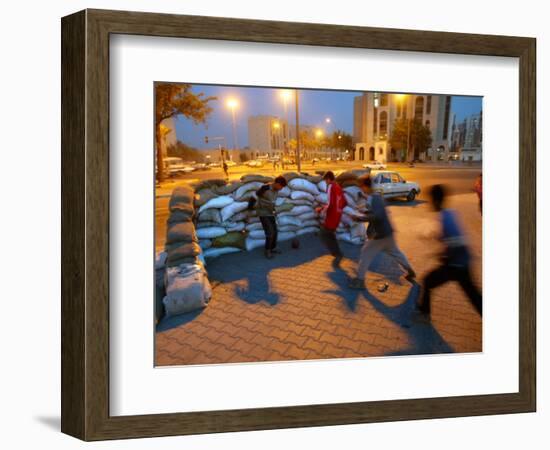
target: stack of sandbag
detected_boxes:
[160,186,212,317]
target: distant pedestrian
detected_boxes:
[316,171,347,267]
[222,161,229,179]
[348,176,416,289]
[415,184,482,319]
[253,176,287,259]
[474,173,482,214]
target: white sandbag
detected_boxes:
[337,232,363,245]
[288,178,320,195]
[199,239,212,250]
[163,264,212,316]
[344,192,357,208]
[279,225,299,232]
[197,195,234,214]
[275,197,285,206]
[297,211,317,222]
[296,226,319,236]
[344,185,362,198]
[290,190,315,202]
[290,205,314,216]
[249,229,266,239]
[203,246,242,258]
[343,205,367,219]
[245,222,263,231]
[278,231,296,242]
[234,181,263,200]
[247,216,260,224]
[340,213,355,226]
[278,186,291,197]
[245,237,265,251]
[220,201,248,222]
[196,227,227,239]
[289,199,314,206]
[277,215,302,227]
[316,193,328,204]
[197,208,222,224]
[224,221,245,232]
[317,180,327,192]
[303,219,320,228]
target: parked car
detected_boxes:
[163,157,195,175]
[246,160,264,167]
[371,171,420,202]
[225,160,237,167]
[363,160,387,170]
[193,162,210,170]
[208,162,221,168]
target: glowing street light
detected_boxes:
[226,98,239,150]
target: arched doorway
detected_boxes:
[359,146,365,160]
[369,146,375,160]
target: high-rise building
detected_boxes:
[352,92,453,162]
[461,111,483,161]
[247,115,288,158]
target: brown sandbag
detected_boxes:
[194,188,217,207]
[167,209,194,224]
[212,231,247,250]
[196,221,221,229]
[193,178,227,192]
[165,241,201,267]
[166,221,198,246]
[240,174,274,183]
[275,203,294,213]
[214,181,243,195]
[197,208,222,223]
[305,174,323,184]
[282,172,304,181]
[169,186,195,210]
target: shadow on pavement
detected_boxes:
[156,308,204,332]
[361,285,455,356]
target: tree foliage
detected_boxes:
[167,140,203,162]
[389,117,432,159]
[155,83,216,181]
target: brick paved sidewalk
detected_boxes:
[156,193,482,366]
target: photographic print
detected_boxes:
[154,83,483,367]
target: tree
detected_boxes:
[167,140,202,162]
[239,152,250,163]
[155,83,216,181]
[389,117,432,161]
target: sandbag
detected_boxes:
[343,205,367,219]
[220,201,248,223]
[279,225,299,232]
[248,229,266,239]
[275,203,294,214]
[167,209,194,224]
[278,186,291,197]
[155,251,167,270]
[199,239,212,250]
[245,222,263,231]
[198,195,234,214]
[306,174,323,184]
[317,180,327,192]
[344,185,362,199]
[212,231,247,250]
[196,226,227,239]
[344,192,357,208]
[277,215,301,227]
[197,208,222,224]
[166,221,198,245]
[234,181,263,200]
[288,178,320,195]
[275,197,285,206]
[290,205,314,216]
[214,181,243,195]
[224,221,245,232]
[316,193,328,204]
[297,211,317,222]
[194,188,217,207]
[302,219,320,228]
[165,241,201,267]
[340,213,355,226]
[228,211,248,222]
[337,232,363,245]
[282,172,304,181]
[288,199,314,206]
[194,178,227,192]
[163,264,212,316]
[335,171,358,185]
[203,247,242,258]
[240,174,273,183]
[278,231,296,242]
[196,221,220,229]
[169,186,195,210]
[245,237,265,251]
[290,190,315,202]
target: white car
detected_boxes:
[371,171,420,202]
[363,160,387,170]
[246,160,264,167]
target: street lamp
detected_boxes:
[226,98,239,151]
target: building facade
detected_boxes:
[247,115,289,159]
[352,92,453,162]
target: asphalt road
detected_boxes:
[155,162,482,250]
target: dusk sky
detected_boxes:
[172,84,482,149]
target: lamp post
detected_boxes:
[294,90,301,172]
[226,98,239,151]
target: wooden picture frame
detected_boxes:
[61,9,536,441]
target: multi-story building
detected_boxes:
[461,111,483,161]
[352,92,453,162]
[247,115,289,159]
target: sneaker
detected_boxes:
[348,278,365,290]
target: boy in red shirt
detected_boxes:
[316,171,347,267]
